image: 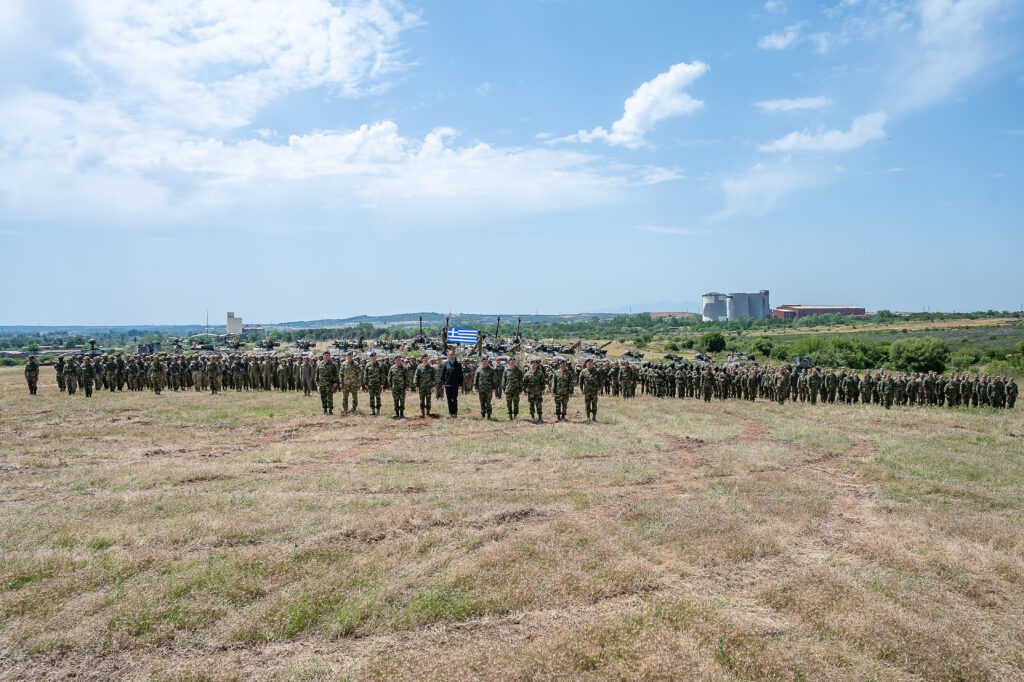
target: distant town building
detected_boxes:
[726,290,770,321]
[772,305,866,320]
[701,293,728,322]
[227,312,243,334]
[702,290,770,321]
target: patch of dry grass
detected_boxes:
[2,366,1023,680]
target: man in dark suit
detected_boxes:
[440,350,464,418]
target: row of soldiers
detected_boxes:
[312,352,607,422]
[626,363,1017,410]
[31,354,1018,414]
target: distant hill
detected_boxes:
[273,312,622,330]
[590,300,701,315]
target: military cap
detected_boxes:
[370,351,377,356]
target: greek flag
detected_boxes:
[447,328,478,345]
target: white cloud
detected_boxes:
[561,61,709,149]
[0,1,685,231]
[633,224,701,235]
[764,1,787,14]
[476,82,494,96]
[755,96,833,112]
[66,0,421,130]
[759,111,887,152]
[717,163,816,217]
[893,0,1014,111]
[757,22,806,49]
[0,93,678,228]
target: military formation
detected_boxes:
[24,352,1019,418]
[629,362,1017,410]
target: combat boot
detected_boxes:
[328,408,333,415]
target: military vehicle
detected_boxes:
[291,340,316,351]
[256,339,280,351]
[622,350,645,360]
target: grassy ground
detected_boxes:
[1,367,1023,680]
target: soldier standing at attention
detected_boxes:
[340,351,361,413]
[473,357,497,419]
[208,356,221,394]
[300,358,314,396]
[494,359,505,400]
[579,359,602,422]
[363,352,384,416]
[434,358,444,402]
[523,359,546,423]
[55,356,66,392]
[64,358,78,395]
[552,359,574,421]
[80,357,95,397]
[414,355,435,417]
[502,358,523,420]
[389,356,408,419]
[316,351,339,414]
[149,355,166,395]
[24,356,39,395]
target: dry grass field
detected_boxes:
[2,366,1023,680]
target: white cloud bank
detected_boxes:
[755,96,833,112]
[0,0,681,229]
[759,111,887,152]
[757,22,806,49]
[559,61,709,149]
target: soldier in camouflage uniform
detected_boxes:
[552,359,574,421]
[340,352,361,413]
[578,359,602,422]
[316,351,339,414]
[24,356,39,395]
[362,352,384,415]
[523,359,547,422]
[80,357,96,397]
[502,358,523,419]
[414,355,435,417]
[55,357,66,392]
[473,357,497,419]
[389,356,408,418]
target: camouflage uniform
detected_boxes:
[552,362,574,421]
[389,360,409,418]
[523,364,546,422]
[414,359,435,417]
[579,363,601,422]
[473,361,497,419]
[340,356,361,412]
[24,357,39,395]
[363,356,384,415]
[316,356,339,414]
[503,362,523,419]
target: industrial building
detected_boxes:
[772,305,866,320]
[727,290,771,321]
[226,312,243,334]
[701,293,728,322]
[702,290,771,321]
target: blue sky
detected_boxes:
[1,0,1022,325]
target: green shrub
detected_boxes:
[750,336,773,358]
[949,353,978,371]
[889,337,949,373]
[664,342,679,351]
[680,338,695,349]
[700,332,726,353]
